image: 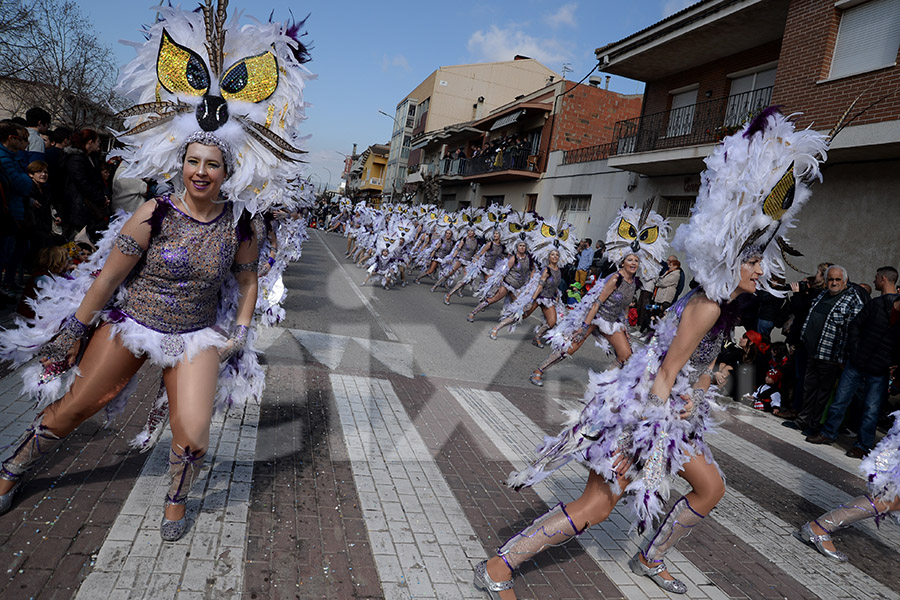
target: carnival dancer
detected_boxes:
[432,219,481,293]
[473,108,828,598]
[489,249,563,342]
[444,229,505,304]
[415,227,455,284]
[0,2,311,543]
[794,411,900,562]
[488,216,576,343]
[467,240,533,322]
[530,203,670,387]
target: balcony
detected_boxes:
[462,150,543,182]
[563,142,615,165]
[607,87,773,175]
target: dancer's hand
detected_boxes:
[678,394,694,419]
[612,451,633,478]
[219,325,249,363]
[713,364,732,386]
[259,256,274,276]
[572,322,590,344]
[39,316,90,368]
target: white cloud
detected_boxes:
[546,3,577,29]
[662,0,695,17]
[467,25,570,66]
[381,54,410,72]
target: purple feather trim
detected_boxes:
[743,105,783,139]
[144,196,171,239]
[236,212,253,243]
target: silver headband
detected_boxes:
[178,131,236,177]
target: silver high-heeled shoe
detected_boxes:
[160,505,188,542]
[628,553,687,594]
[793,522,848,562]
[0,480,21,515]
[473,560,514,598]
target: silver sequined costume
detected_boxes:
[457,236,480,264]
[535,267,562,307]
[503,256,532,292]
[593,276,636,336]
[860,410,900,502]
[509,288,729,531]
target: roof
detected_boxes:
[594,0,789,81]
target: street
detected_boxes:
[0,228,898,600]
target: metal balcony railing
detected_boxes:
[562,142,616,165]
[610,87,773,156]
[463,149,541,176]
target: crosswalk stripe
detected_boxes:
[330,374,486,599]
[448,386,899,600]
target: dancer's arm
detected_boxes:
[650,294,721,405]
[531,268,549,301]
[73,200,156,325]
[232,233,260,328]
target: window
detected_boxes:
[725,67,776,126]
[483,195,505,206]
[830,0,900,79]
[525,194,537,212]
[441,194,456,206]
[557,195,591,213]
[666,88,697,137]
[557,195,591,239]
[664,196,695,219]
[416,98,430,128]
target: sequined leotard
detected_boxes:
[593,276,637,335]
[458,236,480,262]
[122,200,240,334]
[535,267,562,303]
[503,256,531,290]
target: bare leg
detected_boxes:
[161,347,219,522]
[606,330,632,365]
[483,469,628,599]
[469,287,508,321]
[0,324,146,495]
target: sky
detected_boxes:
[74,0,695,191]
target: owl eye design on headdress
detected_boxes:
[605,199,671,282]
[117,4,305,163]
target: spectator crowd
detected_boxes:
[0,106,159,315]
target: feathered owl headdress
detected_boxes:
[605,200,670,283]
[672,108,828,303]
[113,1,312,218]
[527,215,577,268]
[502,210,538,253]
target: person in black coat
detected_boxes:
[805,267,900,457]
[61,128,108,238]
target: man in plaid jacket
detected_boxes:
[785,265,866,436]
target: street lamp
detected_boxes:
[322,166,333,191]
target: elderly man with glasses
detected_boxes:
[784,265,866,436]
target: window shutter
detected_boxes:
[830,0,900,79]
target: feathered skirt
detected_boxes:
[861,410,900,503]
[508,314,723,532]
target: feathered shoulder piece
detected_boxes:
[527,214,576,268]
[114,1,312,218]
[605,199,670,283]
[672,108,828,302]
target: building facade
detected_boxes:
[345,144,389,205]
[593,0,900,282]
[383,58,559,202]
[410,78,643,240]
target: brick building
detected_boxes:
[410,78,642,239]
[590,0,900,281]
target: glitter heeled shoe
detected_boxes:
[0,480,21,515]
[473,560,514,599]
[793,522,848,562]
[628,553,687,594]
[160,504,189,542]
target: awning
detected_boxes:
[489,109,524,131]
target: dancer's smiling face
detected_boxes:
[182,143,226,204]
[621,253,639,275]
[735,257,763,296]
[516,241,527,256]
